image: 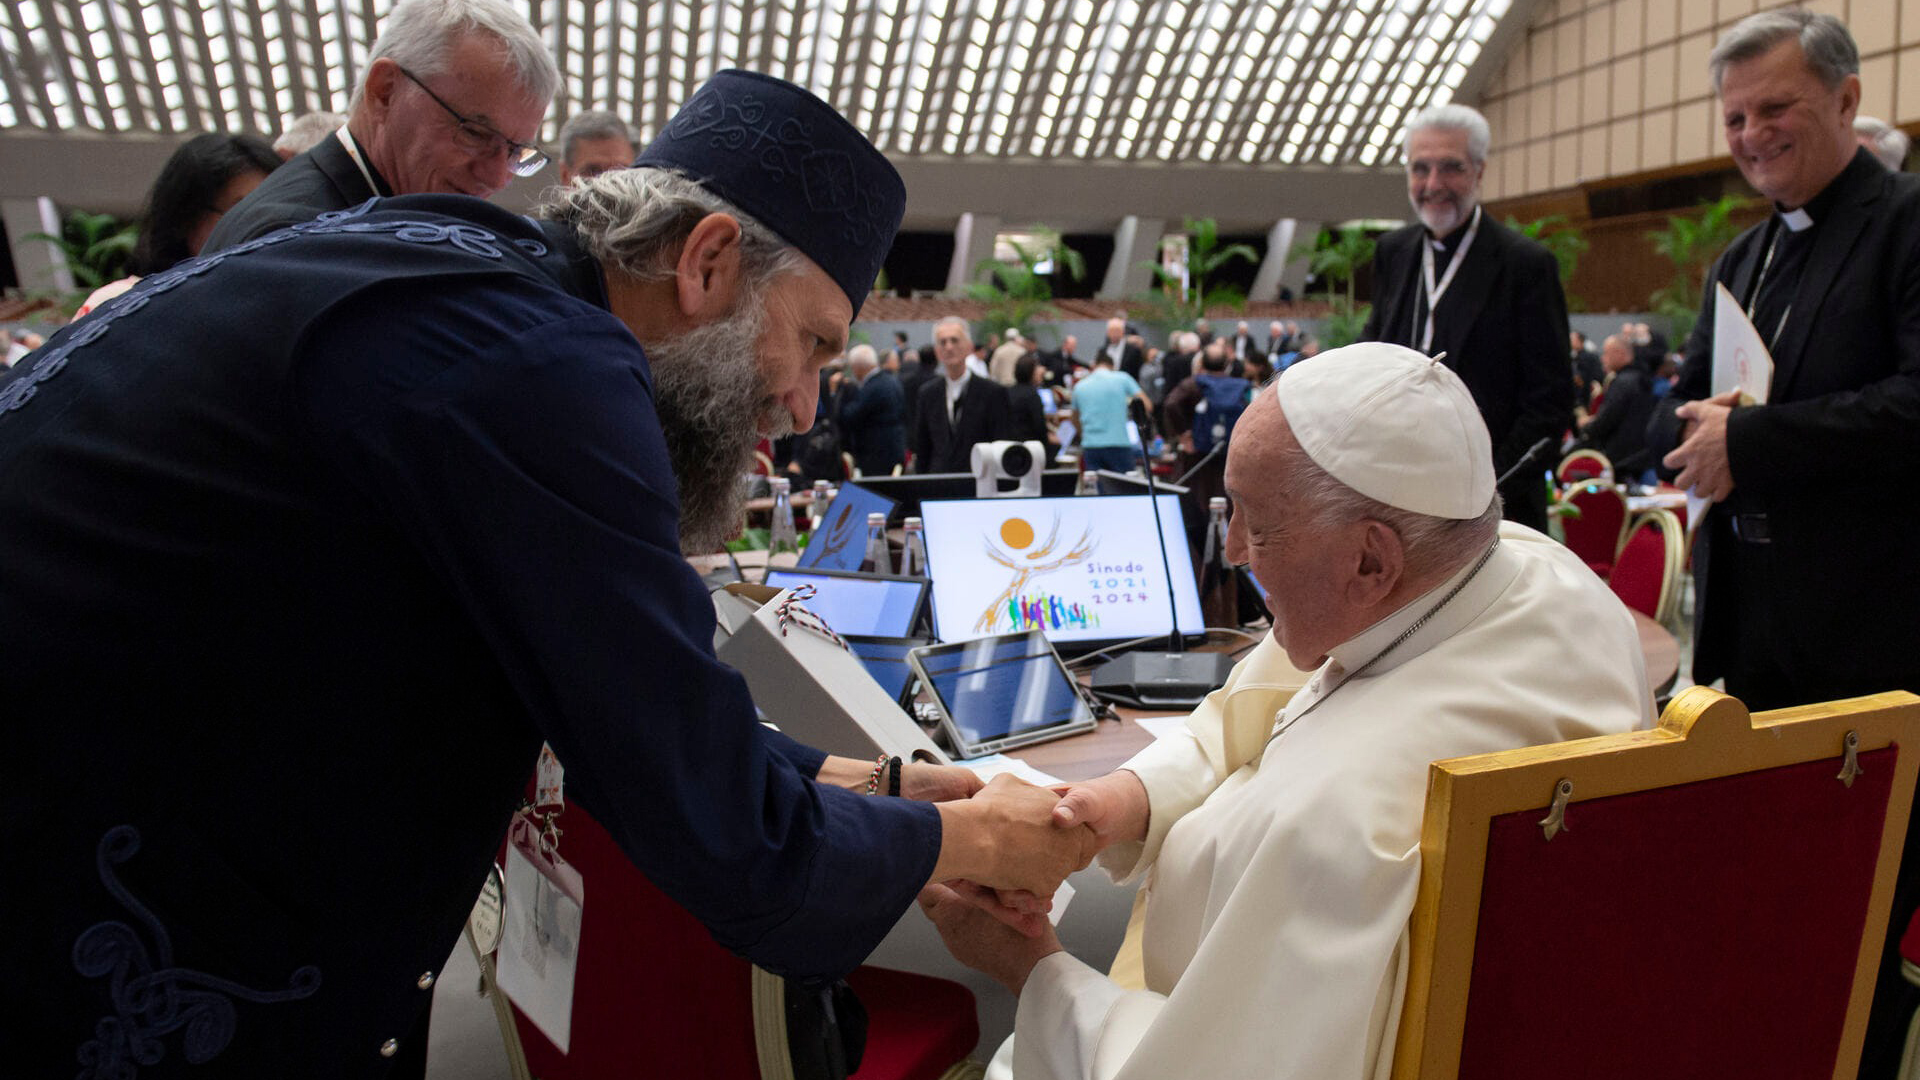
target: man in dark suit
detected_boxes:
[1649,16,1920,1076]
[1362,103,1570,531]
[1567,333,1656,475]
[1042,333,1082,384]
[912,316,1013,472]
[837,343,907,476]
[206,0,557,252]
[1096,316,1146,380]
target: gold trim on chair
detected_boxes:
[1555,449,1612,483]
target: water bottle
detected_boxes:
[858,512,890,573]
[899,517,929,577]
[810,479,833,532]
[768,477,800,556]
[1200,496,1239,628]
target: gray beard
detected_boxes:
[644,307,791,554]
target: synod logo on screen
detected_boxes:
[978,513,1103,634]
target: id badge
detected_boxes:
[495,812,585,1053]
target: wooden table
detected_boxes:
[1012,611,1681,782]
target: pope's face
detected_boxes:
[1224,397,1363,670]
[1405,126,1483,236]
[363,36,548,198]
[1718,39,1860,210]
[754,261,852,437]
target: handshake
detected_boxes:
[913,766,1153,993]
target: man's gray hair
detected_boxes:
[558,109,637,164]
[1709,9,1857,95]
[1403,103,1492,164]
[848,344,879,369]
[540,166,809,290]
[274,111,346,156]
[1856,115,1911,171]
[350,0,560,113]
[933,315,970,336]
[1276,406,1502,580]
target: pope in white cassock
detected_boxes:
[924,342,1655,1080]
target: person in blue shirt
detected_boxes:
[1070,355,1153,472]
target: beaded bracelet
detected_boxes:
[864,753,891,795]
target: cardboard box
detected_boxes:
[714,584,949,764]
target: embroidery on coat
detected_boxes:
[72,825,321,1078]
[0,199,536,418]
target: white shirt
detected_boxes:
[945,368,972,422]
[1004,524,1654,1080]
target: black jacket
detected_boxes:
[204,132,391,251]
[1363,212,1572,528]
[911,373,1013,473]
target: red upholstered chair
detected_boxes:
[493,798,983,1080]
[1607,509,1683,624]
[1394,687,1920,1080]
[1556,449,1612,484]
[1558,480,1629,578]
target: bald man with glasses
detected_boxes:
[206,0,557,252]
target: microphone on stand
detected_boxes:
[1496,437,1556,488]
[1088,421,1236,709]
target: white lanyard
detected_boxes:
[1415,204,1482,353]
[335,126,382,197]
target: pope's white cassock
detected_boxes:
[1003,522,1655,1080]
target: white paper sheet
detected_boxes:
[1132,714,1190,741]
[1688,285,1777,532]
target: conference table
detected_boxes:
[1013,611,1680,782]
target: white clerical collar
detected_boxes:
[945,368,971,393]
[1779,207,1814,232]
[1322,530,1520,679]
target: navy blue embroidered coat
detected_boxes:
[0,197,941,1078]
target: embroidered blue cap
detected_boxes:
[636,69,905,315]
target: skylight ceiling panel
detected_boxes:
[50,0,112,130]
[1008,0,1067,158]
[1041,0,1100,159]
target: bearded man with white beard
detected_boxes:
[1360,103,1572,532]
[0,71,1096,1076]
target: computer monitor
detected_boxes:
[760,567,929,639]
[916,494,1206,648]
[798,483,898,572]
[1092,469,1190,498]
[854,470,1082,520]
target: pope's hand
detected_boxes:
[930,774,1098,897]
[920,881,1063,994]
[1051,769,1150,852]
[1665,389,1741,502]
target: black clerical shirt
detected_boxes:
[1745,175,1848,354]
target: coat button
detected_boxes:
[417,971,436,990]
[380,1038,400,1058]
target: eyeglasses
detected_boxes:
[396,65,548,177]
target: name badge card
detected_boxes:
[495,811,585,1052]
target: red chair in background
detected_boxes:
[1607,510,1683,623]
[493,797,983,1080]
[1556,449,1612,484]
[1559,481,1629,578]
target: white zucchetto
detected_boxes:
[1274,342,1495,519]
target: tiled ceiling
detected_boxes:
[1,0,1513,168]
